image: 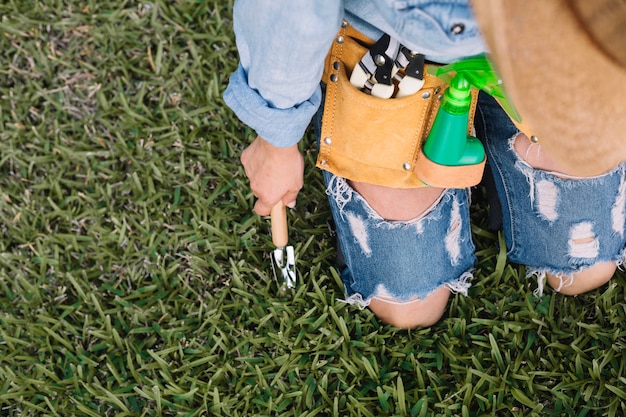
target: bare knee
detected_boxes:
[547,261,617,295]
[348,180,444,221]
[368,287,450,329]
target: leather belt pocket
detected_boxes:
[317,23,483,189]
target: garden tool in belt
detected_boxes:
[349,34,426,99]
[348,33,520,188]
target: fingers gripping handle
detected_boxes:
[270,201,288,248]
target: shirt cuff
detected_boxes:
[223,65,322,148]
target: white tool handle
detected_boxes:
[396,76,425,98]
[350,65,369,90]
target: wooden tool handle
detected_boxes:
[270,200,288,248]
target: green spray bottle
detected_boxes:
[422,55,520,167]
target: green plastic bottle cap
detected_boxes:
[442,74,471,115]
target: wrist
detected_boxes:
[257,136,300,154]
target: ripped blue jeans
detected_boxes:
[477,93,626,296]
[322,172,476,305]
[314,89,626,306]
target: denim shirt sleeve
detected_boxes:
[223,0,344,148]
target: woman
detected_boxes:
[224,0,626,329]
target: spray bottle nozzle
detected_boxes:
[421,54,521,169]
[429,55,521,122]
[441,74,472,115]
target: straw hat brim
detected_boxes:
[471,0,626,176]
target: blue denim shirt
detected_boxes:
[223,0,487,148]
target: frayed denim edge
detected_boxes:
[338,269,474,309]
[528,247,626,297]
[324,174,448,230]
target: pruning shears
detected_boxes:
[349,34,426,99]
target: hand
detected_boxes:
[240,136,304,216]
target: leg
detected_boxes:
[349,182,451,328]
[545,262,616,295]
[368,286,451,328]
[477,93,626,296]
[324,172,476,329]
[513,133,620,295]
[312,82,475,329]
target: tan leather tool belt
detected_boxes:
[317,21,483,189]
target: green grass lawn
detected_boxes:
[1,1,626,416]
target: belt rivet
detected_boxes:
[422,91,431,99]
[324,137,332,145]
[530,135,539,143]
[330,74,338,82]
[336,35,344,44]
[403,162,411,171]
[374,54,386,67]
